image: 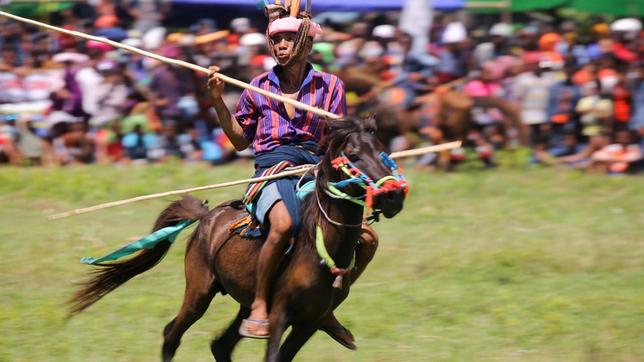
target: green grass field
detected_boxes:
[1,160,643,361]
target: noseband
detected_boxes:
[329,151,408,210]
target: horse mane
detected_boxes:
[297,116,377,249]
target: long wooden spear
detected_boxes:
[47,141,461,220]
[0,10,340,119]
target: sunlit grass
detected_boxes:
[1,161,642,361]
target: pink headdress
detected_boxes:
[268,17,322,39]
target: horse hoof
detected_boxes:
[322,326,357,350]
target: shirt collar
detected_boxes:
[268,63,317,91]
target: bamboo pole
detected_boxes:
[47,141,461,220]
[290,0,301,16]
[0,10,340,120]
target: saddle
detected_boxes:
[229,180,316,239]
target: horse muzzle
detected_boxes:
[375,188,405,218]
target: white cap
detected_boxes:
[240,32,265,47]
[442,22,467,44]
[142,27,167,50]
[122,38,143,48]
[358,41,384,58]
[231,17,250,33]
[610,18,642,33]
[372,24,396,39]
[489,23,513,37]
[263,57,277,71]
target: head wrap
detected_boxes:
[267,17,321,38]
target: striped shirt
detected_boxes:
[234,64,347,154]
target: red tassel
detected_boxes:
[366,186,374,209]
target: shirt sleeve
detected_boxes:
[329,77,347,117]
[233,88,257,142]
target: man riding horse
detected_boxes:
[207,3,378,341]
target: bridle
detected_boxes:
[315,151,408,228]
[314,150,408,288]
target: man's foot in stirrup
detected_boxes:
[239,318,270,339]
[319,313,356,350]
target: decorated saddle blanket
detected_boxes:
[230,179,316,239]
[233,141,321,238]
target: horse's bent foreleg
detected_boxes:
[161,246,217,362]
[210,305,250,362]
[278,323,318,362]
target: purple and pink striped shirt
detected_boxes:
[234,64,347,154]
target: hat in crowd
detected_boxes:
[538,33,561,51]
[122,38,143,48]
[592,23,610,35]
[267,17,322,38]
[86,40,113,53]
[489,23,513,37]
[372,24,396,39]
[52,52,89,64]
[96,59,118,73]
[160,45,181,58]
[358,41,384,58]
[442,22,467,44]
[143,26,167,50]
[240,32,266,47]
[231,17,251,33]
[611,18,642,33]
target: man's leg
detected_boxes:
[241,201,292,338]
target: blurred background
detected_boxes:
[0,1,642,361]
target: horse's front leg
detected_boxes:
[278,323,318,362]
[264,303,288,362]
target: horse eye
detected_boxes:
[347,153,361,162]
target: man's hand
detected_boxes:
[208,66,225,100]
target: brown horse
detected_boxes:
[69,116,406,362]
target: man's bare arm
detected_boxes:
[208,66,251,151]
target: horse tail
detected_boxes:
[68,195,209,316]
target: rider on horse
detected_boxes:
[207,3,378,341]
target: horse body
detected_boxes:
[70,117,405,362]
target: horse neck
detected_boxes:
[317,190,364,269]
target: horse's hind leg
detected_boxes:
[277,323,318,362]
[161,246,217,362]
[210,305,250,362]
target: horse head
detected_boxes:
[319,116,407,219]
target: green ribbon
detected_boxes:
[81,220,195,265]
[315,226,355,271]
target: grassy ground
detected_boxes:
[1,159,643,361]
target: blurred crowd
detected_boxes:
[0,1,643,174]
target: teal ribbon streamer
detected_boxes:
[81,220,195,265]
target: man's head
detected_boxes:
[267,16,321,66]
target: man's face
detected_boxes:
[271,32,297,64]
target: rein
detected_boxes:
[315,151,408,288]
